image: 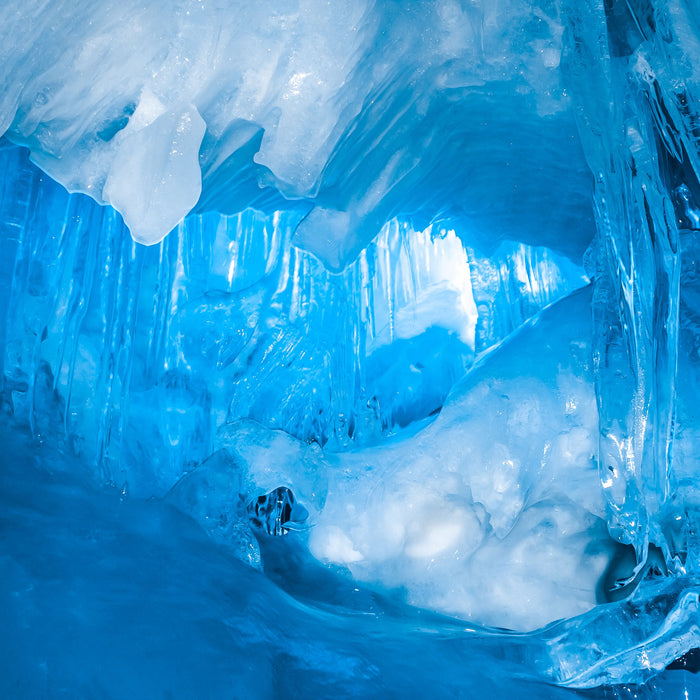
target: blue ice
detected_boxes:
[2,0,700,697]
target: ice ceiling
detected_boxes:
[2,0,700,692]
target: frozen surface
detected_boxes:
[3,0,700,695]
[560,0,700,571]
[0,145,586,493]
[308,287,604,631]
[0,0,594,265]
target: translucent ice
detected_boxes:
[211,287,608,631]
[0,145,586,492]
[559,0,700,570]
[4,0,700,694]
[102,99,206,244]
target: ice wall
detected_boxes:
[558,0,700,572]
[0,0,593,501]
[4,0,700,688]
[0,144,585,496]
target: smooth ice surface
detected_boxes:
[4,0,700,695]
[4,404,700,696]
[102,100,206,244]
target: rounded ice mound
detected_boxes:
[167,288,621,631]
[302,287,618,631]
[167,419,327,557]
[215,419,328,517]
[166,450,262,570]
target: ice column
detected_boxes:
[559,0,693,566]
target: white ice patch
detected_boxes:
[305,290,607,631]
[313,526,364,565]
[103,101,206,244]
[367,224,477,352]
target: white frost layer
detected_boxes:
[0,0,570,258]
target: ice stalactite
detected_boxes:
[0,145,585,496]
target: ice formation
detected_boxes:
[0,0,593,263]
[2,0,700,695]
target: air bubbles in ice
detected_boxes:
[247,486,309,536]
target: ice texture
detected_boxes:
[559,0,700,572]
[102,100,206,244]
[0,0,594,265]
[2,0,700,694]
[308,287,606,631]
[0,145,586,494]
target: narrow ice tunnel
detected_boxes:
[2,0,700,696]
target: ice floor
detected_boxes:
[2,423,700,699]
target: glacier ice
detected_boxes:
[3,0,700,696]
[0,0,594,264]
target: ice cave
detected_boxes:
[3,0,700,697]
